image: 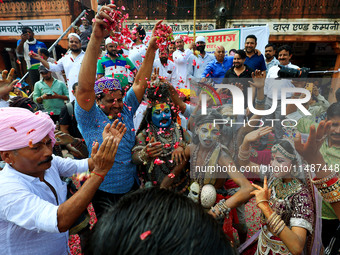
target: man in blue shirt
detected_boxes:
[75,5,161,218]
[201,46,233,84]
[16,26,47,91]
[244,35,266,74]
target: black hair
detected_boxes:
[72,82,79,92]
[9,96,44,112]
[335,88,340,102]
[235,49,246,59]
[21,26,33,34]
[38,48,49,57]
[245,34,257,43]
[229,49,236,54]
[86,188,235,255]
[265,43,276,50]
[327,102,340,119]
[277,45,293,55]
[136,25,146,41]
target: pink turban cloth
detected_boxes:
[0,107,56,151]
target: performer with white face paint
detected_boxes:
[185,110,253,215]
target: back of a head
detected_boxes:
[87,188,234,255]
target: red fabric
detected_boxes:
[224,179,239,189]
[215,194,239,241]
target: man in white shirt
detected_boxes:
[0,106,125,255]
[187,36,215,83]
[153,48,178,86]
[264,44,300,142]
[128,25,147,71]
[30,33,85,101]
[173,35,193,89]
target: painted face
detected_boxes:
[151,103,172,128]
[197,123,220,148]
[270,151,293,178]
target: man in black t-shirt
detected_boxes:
[224,50,254,111]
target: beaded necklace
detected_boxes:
[150,122,181,157]
[271,178,302,200]
[191,143,219,187]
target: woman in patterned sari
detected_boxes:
[238,126,322,255]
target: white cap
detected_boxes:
[68,33,81,41]
[174,35,182,41]
[195,36,205,43]
[105,37,117,46]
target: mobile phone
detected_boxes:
[305,83,314,93]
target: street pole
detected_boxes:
[193,0,197,40]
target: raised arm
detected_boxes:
[237,126,272,174]
[16,34,29,55]
[57,120,126,232]
[294,120,340,219]
[75,5,113,111]
[29,51,51,69]
[168,84,187,113]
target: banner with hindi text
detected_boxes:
[0,19,63,36]
[174,29,241,54]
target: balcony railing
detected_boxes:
[113,0,340,20]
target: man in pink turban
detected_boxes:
[0,107,126,254]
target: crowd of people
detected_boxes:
[0,4,340,255]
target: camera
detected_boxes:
[277,65,310,78]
